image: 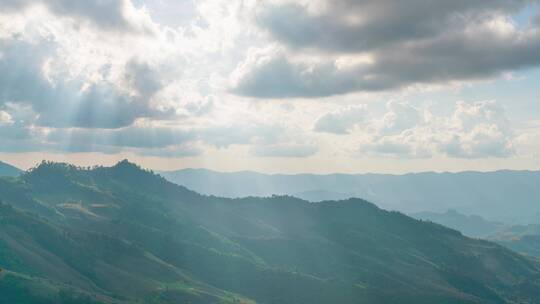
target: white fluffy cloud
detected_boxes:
[0,111,13,125]
[314,105,367,134]
[352,100,515,158]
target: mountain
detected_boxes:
[495,235,540,258]
[486,224,540,258]
[0,161,22,177]
[2,160,540,303]
[160,169,540,224]
[411,210,505,238]
[293,190,356,202]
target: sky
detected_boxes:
[1,0,540,173]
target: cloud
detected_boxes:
[314,105,367,134]
[0,39,172,129]
[379,101,421,135]
[137,145,203,158]
[358,100,515,159]
[440,101,514,158]
[257,0,532,52]
[0,105,46,152]
[124,59,163,101]
[363,138,420,158]
[232,0,540,98]
[30,120,309,158]
[199,123,283,149]
[250,144,318,158]
[0,0,534,166]
[535,11,540,25]
[1,0,135,31]
[0,111,13,125]
[47,126,195,150]
[183,98,214,117]
[0,124,196,155]
[231,48,367,98]
[225,58,359,98]
[0,124,34,142]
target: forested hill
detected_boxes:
[1,160,540,303]
[0,161,21,177]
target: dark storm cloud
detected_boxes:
[233,0,540,98]
[2,0,132,31]
[258,0,534,52]
[232,55,365,98]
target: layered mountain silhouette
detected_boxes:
[0,161,21,177]
[161,169,540,224]
[411,210,505,238]
[2,160,540,303]
[409,210,540,258]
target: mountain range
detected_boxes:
[0,161,21,177]
[409,209,540,259]
[1,160,540,303]
[161,169,540,224]
[410,210,505,239]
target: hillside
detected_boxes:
[483,224,540,258]
[0,161,22,177]
[411,210,505,238]
[160,169,540,224]
[1,160,540,303]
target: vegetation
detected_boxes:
[1,160,540,303]
[0,161,21,178]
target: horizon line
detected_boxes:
[3,159,540,177]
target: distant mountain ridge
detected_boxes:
[161,168,540,224]
[0,161,22,177]
[394,209,540,258]
[411,210,505,238]
[487,224,540,258]
[2,160,540,303]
